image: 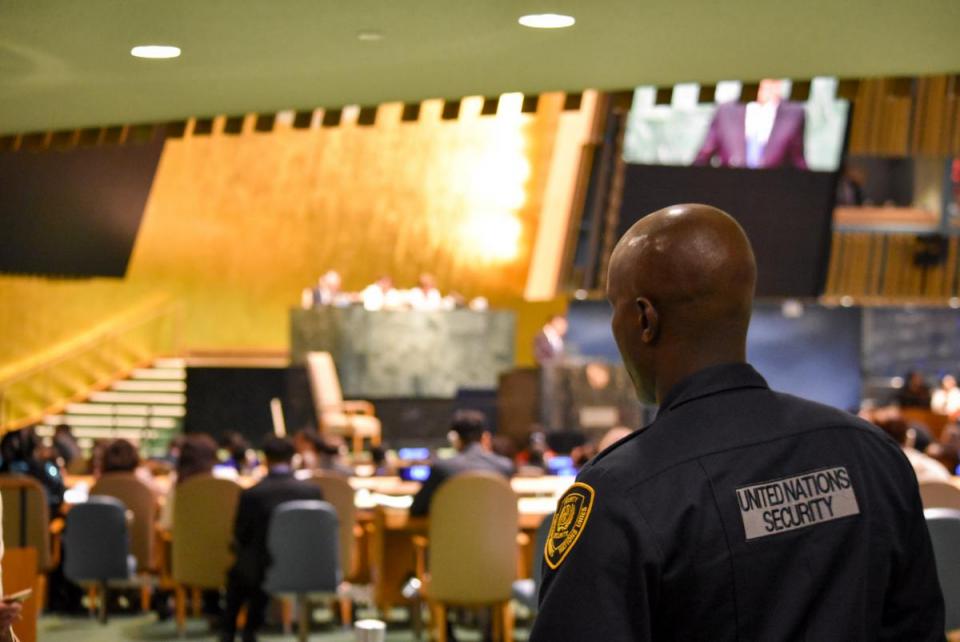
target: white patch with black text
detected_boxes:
[736,466,859,540]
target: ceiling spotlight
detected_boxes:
[357,31,384,42]
[130,45,181,59]
[518,13,576,29]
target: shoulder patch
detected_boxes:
[544,482,595,570]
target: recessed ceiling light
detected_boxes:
[357,31,384,42]
[130,45,181,59]
[518,13,575,29]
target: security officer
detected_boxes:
[531,204,945,641]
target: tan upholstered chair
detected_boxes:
[306,352,381,454]
[91,472,159,611]
[416,472,518,642]
[170,474,241,635]
[309,472,358,578]
[0,475,56,609]
[919,480,960,510]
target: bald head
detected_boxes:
[606,204,756,403]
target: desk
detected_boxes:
[290,307,515,397]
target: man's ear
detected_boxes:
[636,297,659,344]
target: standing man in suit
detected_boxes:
[694,78,808,170]
[410,411,515,516]
[221,436,324,642]
[533,315,568,366]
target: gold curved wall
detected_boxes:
[0,95,578,368]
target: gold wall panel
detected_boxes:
[824,231,960,302]
[1,95,575,367]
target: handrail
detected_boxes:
[0,296,184,432]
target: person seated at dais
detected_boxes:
[931,374,960,417]
[409,410,514,517]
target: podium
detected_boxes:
[290,307,515,398]
[539,360,644,439]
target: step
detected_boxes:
[44,414,180,430]
[88,391,186,405]
[112,380,187,393]
[132,368,186,381]
[149,406,186,418]
[153,357,186,369]
[67,403,151,416]
[37,425,150,443]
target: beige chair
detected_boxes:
[170,474,241,635]
[0,475,56,610]
[91,472,159,611]
[415,472,518,642]
[306,352,381,454]
[919,480,960,510]
[309,472,358,578]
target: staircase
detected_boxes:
[36,357,186,456]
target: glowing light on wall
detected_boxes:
[462,213,523,262]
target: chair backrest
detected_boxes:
[531,512,554,590]
[263,500,340,595]
[171,475,241,588]
[91,472,158,572]
[309,472,356,576]
[307,352,345,413]
[925,508,960,630]
[919,480,960,510]
[429,471,518,603]
[63,496,130,583]
[0,475,51,571]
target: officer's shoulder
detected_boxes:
[773,391,904,451]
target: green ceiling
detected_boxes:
[1,0,959,135]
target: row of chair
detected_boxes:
[1,470,550,640]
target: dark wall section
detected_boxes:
[185,366,491,449]
[0,133,165,277]
[618,164,838,297]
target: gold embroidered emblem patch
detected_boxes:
[544,482,595,570]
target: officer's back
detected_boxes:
[560,363,942,639]
[531,205,944,641]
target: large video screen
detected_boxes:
[624,77,849,172]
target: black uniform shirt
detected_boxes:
[532,363,945,641]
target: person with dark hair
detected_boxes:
[409,410,514,517]
[100,439,140,473]
[176,434,219,485]
[52,423,82,468]
[875,418,951,483]
[159,434,221,532]
[532,204,943,640]
[898,370,932,409]
[0,426,65,513]
[220,436,323,642]
[219,431,256,475]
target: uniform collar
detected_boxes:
[657,362,768,418]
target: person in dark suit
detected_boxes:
[220,436,324,642]
[409,410,514,517]
[533,314,568,366]
[693,78,808,170]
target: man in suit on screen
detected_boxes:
[694,78,808,170]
